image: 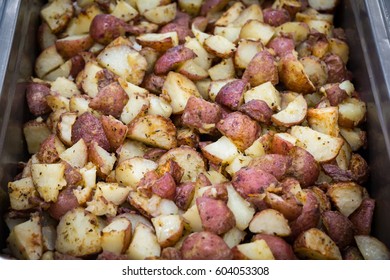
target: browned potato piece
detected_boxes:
[349,198,375,235]
[264,192,302,221]
[156,159,184,184]
[175,182,196,210]
[263,8,291,27]
[154,45,197,75]
[293,228,342,260]
[231,167,278,198]
[323,53,348,83]
[322,163,353,182]
[136,32,179,53]
[26,83,52,116]
[55,35,94,60]
[48,187,79,220]
[88,141,116,178]
[349,153,369,185]
[181,231,233,260]
[290,191,320,239]
[177,128,199,148]
[287,146,320,187]
[253,234,297,260]
[242,50,279,87]
[215,79,249,111]
[216,112,259,151]
[152,173,177,200]
[181,96,222,134]
[141,74,166,95]
[63,161,82,188]
[248,154,292,181]
[40,0,74,34]
[101,115,128,152]
[89,14,129,45]
[321,210,354,249]
[37,134,65,164]
[71,112,110,151]
[343,246,364,260]
[270,133,296,155]
[267,36,295,57]
[321,84,348,106]
[278,53,316,94]
[127,115,177,150]
[89,82,129,118]
[160,12,193,44]
[200,0,230,16]
[196,197,235,235]
[161,247,182,260]
[327,182,364,217]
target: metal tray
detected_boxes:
[1,0,390,254]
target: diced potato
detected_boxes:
[204,35,236,58]
[143,3,177,25]
[7,214,43,260]
[126,223,161,260]
[272,94,307,127]
[182,204,203,232]
[40,0,73,33]
[235,240,275,260]
[23,119,51,154]
[226,184,255,231]
[8,177,38,211]
[115,157,158,189]
[111,1,139,22]
[208,58,235,81]
[327,182,364,217]
[307,106,339,136]
[244,82,281,111]
[249,209,291,237]
[59,139,88,169]
[355,235,390,260]
[203,136,240,164]
[240,20,275,45]
[55,207,102,257]
[234,39,263,69]
[101,217,132,254]
[223,227,247,249]
[152,214,184,247]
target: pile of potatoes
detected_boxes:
[4,0,390,260]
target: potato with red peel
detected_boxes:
[253,234,297,260]
[264,192,302,221]
[136,32,179,53]
[249,209,291,237]
[89,82,129,118]
[37,134,65,164]
[89,14,129,45]
[248,154,292,181]
[263,8,291,27]
[238,99,273,124]
[26,83,52,116]
[181,231,233,260]
[287,146,319,187]
[321,210,354,249]
[270,133,297,155]
[215,79,249,111]
[196,197,236,235]
[216,112,259,151]
[48,187,79,220]
[290,191,320,239]
[267,36,295,57]
[154,45,197,75]
[242,50,279,87]
[327,182,364,217]
[55,35,94,60]
[349,198,375,235]
[88,141,116,178]
[200,0,230,16]
[272,94,308,127]
[101,115,128,152]
[152,173,177,200]
[232,167,278,199]
[323,53,348,83]
[175,182,196,211]
[71,112,110,151]
[181,96,222,134]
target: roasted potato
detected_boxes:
[242,50,279,87]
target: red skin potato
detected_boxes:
[287,146,320,187]
[154,45,197,75]
[89,82,129,118]
[323,83,348,106]
[26,82,51,116]
[101,115,128,152]
[321,210,355,249]
[175,182,196,211]
[215,79,249,111]
[181,231,233,260]
[48,187,79,220]
[196,197,236,235]
[216,111,260,151]
[267,36,295,57]
[242,50,279,87]
[152,172,177,200]
[89,14,129,45]
[263,8,291,27]
[232,167,278,198]
[71,112,110,151]
[238,99,273,124]
[349,198,375,235]
[253,233,297,260]
[248,154,292,181]
[323,53,348,83]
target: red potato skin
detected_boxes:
[152,172,177,200]
[263,8,291,27]
[156,159,184,184]
[143,148,167,162]
[160,12,194,44]
[232,167,278,198]
[37,134,61,163]
[349,153,369,185]
[70,54,86,78]
[71,112,110,151]
[26,82,51,116]
[215,79,249,111]
[270,134,295,155]
[55,35,94,60]
[202,183,228,202]
[89,14,129,45]
[238,99,273,124]
[323,83,348,106]
[248,154,292,181]
[63,161,83,188]
[349,198,375,235]
[287,146,320,187]
[101,115,128,152]
[154,45,197,75]
[141,73,166,95]
[136,170,159,198]
[181,96,222,134]
[321,210,355,249]
[289,191,320,240]
[196,197,236,235]
[89,82,129,119]
[181,231,233,260]
[264,192,302,221]
[242,50,279,87]
[253,234,297,260]
[96,69,118,92]
[216,112,259,151]
[97,251,129,260]
[200,0,230,16]
[342,246,364,260]
[323,54,348,83]
[48,187,79,220]
[267,36,295,57]
[161,247,183,260]
[174,182,195,210]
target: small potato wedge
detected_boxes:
[355,235,390,260]
[101,217,132,254]
[127,114,177,150]
[242,50,279,87]
[136,32,179,52]
[249,209,291,237]
[152,214,184,248]
[272,94,307,127]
